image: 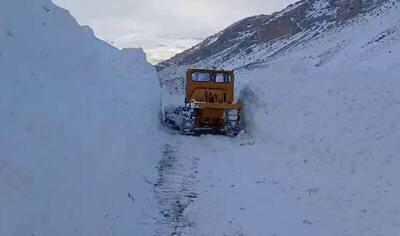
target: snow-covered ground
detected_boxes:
[157,2,400,235]
[1,0,400,235]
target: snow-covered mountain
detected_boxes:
[0,0,161,235]
[158,0,397,93]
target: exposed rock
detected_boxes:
[158,0,388,76]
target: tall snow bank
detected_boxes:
[241,1,400,146]
[0,0,161,235]
[234,3,400,233]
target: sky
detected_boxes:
[53,0,296,64]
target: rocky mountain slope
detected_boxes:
[158,0,395,93]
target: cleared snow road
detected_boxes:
[153,133,311,236]
[153,137,200,235]
[151,130,400,236]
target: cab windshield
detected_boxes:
[192,72,211,82]
[191,72,232,83]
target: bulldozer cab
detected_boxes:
[185,69,235,104]
[164,68,242,136]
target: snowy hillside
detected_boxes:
[158,0,395,93]
[0,0,161,235]
[155,0,400,235]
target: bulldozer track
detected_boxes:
[154,144,200,235]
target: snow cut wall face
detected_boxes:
[0,0,161,235]
[240,1,400,143]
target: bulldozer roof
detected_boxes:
[187,68,234,74]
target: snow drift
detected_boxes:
[0,0,161,235]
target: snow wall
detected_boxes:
[0,0,161,235]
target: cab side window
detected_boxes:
[215,73,231,83]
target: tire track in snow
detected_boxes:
[153,143,199,235]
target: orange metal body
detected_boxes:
[185,69,241,129]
